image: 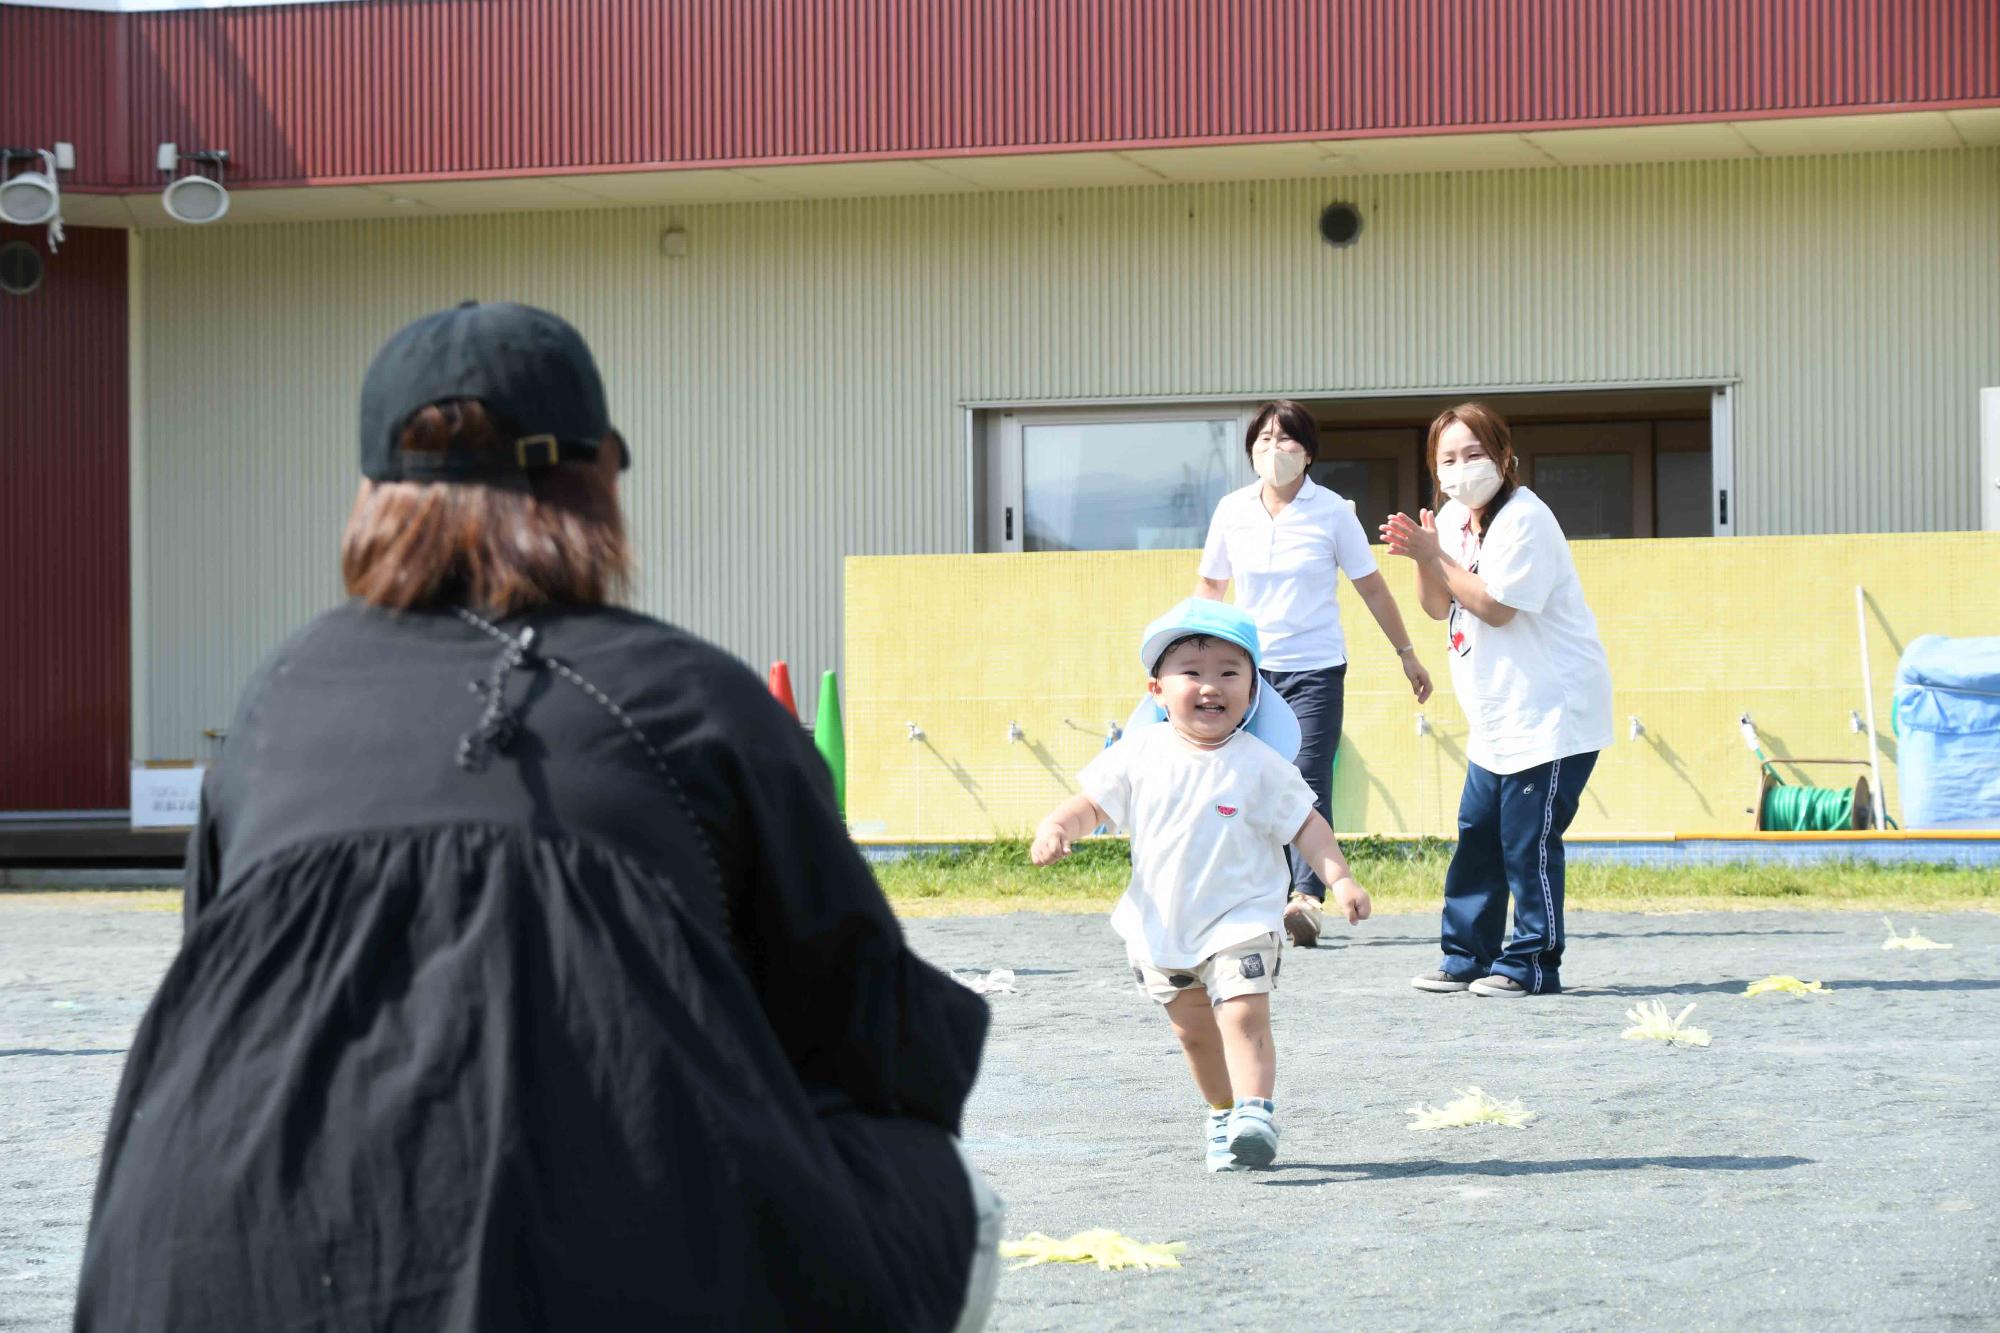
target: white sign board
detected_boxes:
[130,765,205,829]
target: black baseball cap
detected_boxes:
[359,301,630,482]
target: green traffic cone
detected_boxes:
[814,669,846,815]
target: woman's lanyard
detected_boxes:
[1447,518,1483,658]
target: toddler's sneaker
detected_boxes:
[1205,1107,1234,1172]
[1225,1097,1278,1168]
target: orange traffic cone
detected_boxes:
[768,661,798,720]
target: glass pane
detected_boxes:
[1532,453,1633,539]
[1310,457,1398,544]
[1021,420,1240,552]
[1655,449,1712,537]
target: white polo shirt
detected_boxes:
[1435,487,1615,775]
[1198,477,1379,671]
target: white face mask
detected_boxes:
[1438,457,1503,508]
[1253,443,1308,488]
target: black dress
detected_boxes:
[76,602,990,1331]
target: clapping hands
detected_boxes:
[1380,509,1442,564]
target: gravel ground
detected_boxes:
[3,895,1995,1330]
[0,897,180,1332]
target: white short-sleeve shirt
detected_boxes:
[1198,477,1379,671]
[1079,725,1318,969]
[1435,487,1614,775]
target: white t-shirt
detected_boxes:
[1079,724,1318,969]
[1435,487,1614,775]
[1198,477,1380,671]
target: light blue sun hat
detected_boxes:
[1121,598,1302,762]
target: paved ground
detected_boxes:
[3,894,1996,1330]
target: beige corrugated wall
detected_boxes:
[136,149,2000,758]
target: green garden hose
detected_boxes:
[1759,779,1857,832]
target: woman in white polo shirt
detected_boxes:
[1381,402,1613,997]
[1195,400,1434,948]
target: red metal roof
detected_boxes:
[0,225,130,811]
[6,0,1997,193]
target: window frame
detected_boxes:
[968,381,1738,552]
[980,402,1256,554]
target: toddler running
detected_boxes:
[1031,599,1370,1171]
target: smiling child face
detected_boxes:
[1148,635,1254,747]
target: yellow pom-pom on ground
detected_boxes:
[1881,918,1952,951]
[999,1230,1188,1272]
[1744,975,1831,996]
[1406,1087,1536,1131]
[1621,999,1712,1048]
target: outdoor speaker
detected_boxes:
[163,174,230,224]
[0,168,59,228]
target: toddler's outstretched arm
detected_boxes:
[1293,811,1372,923]
[1032,795,1110,866]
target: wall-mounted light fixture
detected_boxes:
[0,145,70,250]
[157,143,231,224]
[659,225,690,258]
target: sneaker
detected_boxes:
[1283,893,1324,948]
[1410,970,1471,993]
[1225,1098,1279,1169]
[1204,1108,1234,1173]
[1469,974,1528,998]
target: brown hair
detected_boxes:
[1244,399,1319,463]
[1425,401,1518,518]
[340,400,632,613]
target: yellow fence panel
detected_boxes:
[846,533,2000,840]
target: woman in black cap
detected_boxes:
[76,302,1001,1331]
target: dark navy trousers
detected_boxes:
[1438,750,1598,994]
[1262,664,1346,901]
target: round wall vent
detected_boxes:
[0,241,43,296]
[1318,202,1363,248]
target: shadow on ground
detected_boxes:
[1573,978,2000,996]
[1261,1154,1815,1186]
[0,1048,126,1058]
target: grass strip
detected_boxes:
[875,837,2000,918]
[6,841,1994,920]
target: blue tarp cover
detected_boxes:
[1894,634,2000,830]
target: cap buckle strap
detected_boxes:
[514,433,560,469]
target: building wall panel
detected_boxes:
[0,8,121,184]
[9,0,1998,191]
[0,225,130,810]
[133,150,2000,760]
